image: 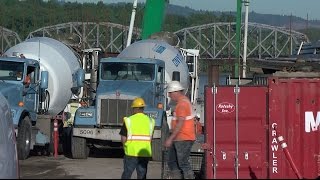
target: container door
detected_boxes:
[204,86,268,179]
[268,77,320,179]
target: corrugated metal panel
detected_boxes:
[252,74,269,86]
[268,77,320,179]
[205,77,320,179]
[205,86,268,179]
[100,99,132,125]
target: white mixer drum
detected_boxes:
[5,37,81,116]
[118,39,190,91]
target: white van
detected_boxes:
[0,92,19,178]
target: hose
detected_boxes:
[43,90,50,113]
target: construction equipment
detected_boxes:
[71,39,199,161]
[70,0,202,161]
[1,37,84,160]
[141,0,167,40]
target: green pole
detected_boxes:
[235,0,242,78]
[141,0,167,39]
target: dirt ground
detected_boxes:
[19,148,162,179]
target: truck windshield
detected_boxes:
[0,61,24,81]
[101,62,155,81]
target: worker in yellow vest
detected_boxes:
[63,99,81,156]
[119,97,155,179]
[63,101,81,127]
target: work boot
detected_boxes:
[183,170,195,179]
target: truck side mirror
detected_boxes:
[77,69,85,87]
[40,71,48,89]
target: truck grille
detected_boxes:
[100,99,133,125]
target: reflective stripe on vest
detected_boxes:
[172,115,194,121]
[127,135,152,141]
[124,113,155,157]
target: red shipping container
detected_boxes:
[204,77,320,179]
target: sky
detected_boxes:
[64,0,320,20]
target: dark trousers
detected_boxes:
[62,127,72,156]
[121,155,150,179]
[167,140,195,178]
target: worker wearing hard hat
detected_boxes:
[119,97,155,179]
[164,81,196,179]
[62,98,81,156]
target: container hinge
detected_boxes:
[212,86,217,94]
[244,152,249,160]
[234,86,240,94]
[221,151,227,160]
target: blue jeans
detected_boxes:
[167,140,195,178]
[121,155,150,179]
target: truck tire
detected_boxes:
[71,135,89,159]
[152,117,169,162]
[17,116,32,160]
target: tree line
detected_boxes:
[0,0,233,39]
[0,0,319,41]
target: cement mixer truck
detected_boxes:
[71,39,199,161]
[1,37,84,160]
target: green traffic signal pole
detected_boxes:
[235,0,242,78]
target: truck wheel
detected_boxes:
[152,117,169,162]
[17,116,32,160]
[71,135,89,159]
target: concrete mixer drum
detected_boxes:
[5,37,83,116]
[118,39,190,92]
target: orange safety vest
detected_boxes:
[171,97,196,141]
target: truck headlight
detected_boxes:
[79,112,93,117]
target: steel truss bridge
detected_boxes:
[1,22,308,60]
[0,27,22,54]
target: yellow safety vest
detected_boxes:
[123,113,155,157]
[63,102,80,127]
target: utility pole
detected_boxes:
[126,0,138,47]
[242,0,249,78]
[235,0,242,78]
[306,13,309,35]
[290,13,293,55]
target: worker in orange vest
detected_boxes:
[164,81,195,179]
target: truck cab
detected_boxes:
[72,57,168,160]
[0,58,39,124]
[0,57,48,160]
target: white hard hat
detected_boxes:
[167,81,185,93]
